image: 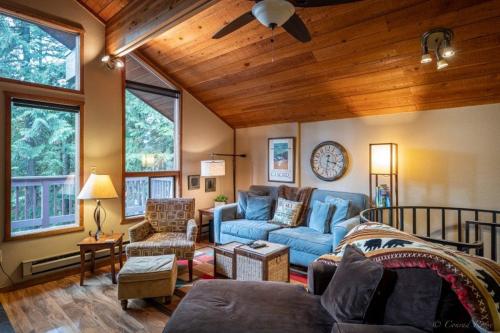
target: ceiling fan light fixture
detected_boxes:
[420,53,432,64]
[252,0,295,28]
[436,59,448,70]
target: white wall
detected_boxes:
[0,0,233,288]
[236,104,500,210]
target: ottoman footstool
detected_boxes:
[117,254,177,310]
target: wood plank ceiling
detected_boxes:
[81,0,500,128]
[77,0,128,22]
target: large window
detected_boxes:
[124,77,180,220]
[0,8,81,91]
[6,94,82,240]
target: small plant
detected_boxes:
[214,194,228,202]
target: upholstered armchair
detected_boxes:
[126,198,198,281]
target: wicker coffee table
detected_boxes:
[214,241,243,279]
[234,241,290,282]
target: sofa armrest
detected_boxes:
[186,219,198,242]
[331,323,427,333]
[214,203,238,244]
[129,220,152,243]
[307,261,337,295]
[332,216,360,249]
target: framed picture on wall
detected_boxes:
[187,175,200,190]
[268,137,295,183]
[205,177,216,192]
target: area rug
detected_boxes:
[173,246,307,299]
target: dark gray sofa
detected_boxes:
[163,261,474,333]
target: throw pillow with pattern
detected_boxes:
[270,197,303,227]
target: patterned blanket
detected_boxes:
[317,223,500,333]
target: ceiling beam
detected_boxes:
[106,0,218,57]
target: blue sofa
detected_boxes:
[214,185,369,267]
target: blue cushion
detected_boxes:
[309,200,335,233]
[325,196,351,230]
[221,219,281,241]
[268,227,333,256]
[245,196,273,220]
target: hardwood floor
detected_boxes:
[0,265,176,333]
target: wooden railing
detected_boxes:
[360,206,499,262]
[125,177,173,217]
[11,175,76,234]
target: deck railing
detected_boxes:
[11,175,77,234]
[125,177,173,217]
[360,206,499,262]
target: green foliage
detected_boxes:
[215,194,228,202]
[125,90,175,172]
[0,13,76,89]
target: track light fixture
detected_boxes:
[101,55,124,70]
[420,28,455,70]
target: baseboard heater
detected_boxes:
[21,240,130,278]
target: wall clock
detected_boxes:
[310,141,349,181]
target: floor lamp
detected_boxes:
[200,153,246,202]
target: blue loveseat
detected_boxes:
[214,185,369,267]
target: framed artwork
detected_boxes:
[205,177,216,192]
[187,175,200,190]
[268,137,295,183]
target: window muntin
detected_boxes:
[8,98,81,237]
[0,12,80,90]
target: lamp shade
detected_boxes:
[201,160,226,177]
[370,143,397,175]
[78,174,118,200]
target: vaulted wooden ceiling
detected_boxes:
[79,0,500,128]
[77,0,128,22]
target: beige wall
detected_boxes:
[236,123,300,190]
[0,0,233,288]
[236,104,500,211]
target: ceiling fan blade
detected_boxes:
[282,13,311,43]
[289,0,360,7]
[213,11,255,39]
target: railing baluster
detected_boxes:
[23,186,28,220]
[474,210,479,241]
[457,209,462,242]
[412,208,417,234]
[441,208,446,240]
[426,208,431,237]
[492,213,497,262]
[15,186,19,220]
[61,184,65,216]
[399,207,404,231]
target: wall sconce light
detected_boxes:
[369,143,398,209]
[420,28,455,70]
[101,55,124,70]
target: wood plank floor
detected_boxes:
[0,265,179,333]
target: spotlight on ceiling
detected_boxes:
[101,55,124,70]
[420,28,454,70]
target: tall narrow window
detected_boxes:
[6,95,82,239]
[123,57,180,220]
[0,8,81,91]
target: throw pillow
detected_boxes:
[270,197,303,227]
[325,196,351,229]
[237,190,268,218]
[309,200,335,233]
[321,244,384,323]
[245,196,273,220]
[383,268,442,332]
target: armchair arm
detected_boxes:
[332,216,360,249]
[214,203,238,244]
[186,219,198,242]
[307,261,337,295]
[129,220,153,243]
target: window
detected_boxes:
[0,9,81,91]
[123,74,180,220]
[6,94,83,240]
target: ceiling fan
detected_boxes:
[213,0,359,43]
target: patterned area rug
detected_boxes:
[173,246,307,300]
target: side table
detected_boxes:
[198,207,215,242]
[77,232,124,286]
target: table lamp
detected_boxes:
[78,172,118,239]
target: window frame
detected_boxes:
[4,92,84,241]
[0,2,84,94]
[121,57,182,224]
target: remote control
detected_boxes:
[249,242,267,249]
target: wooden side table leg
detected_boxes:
[90,250,95,273]
[110,245,116,284]
[119,239,123,269]
[80,247,86,286]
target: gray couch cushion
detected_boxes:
[221,219,281,241]
[163,280,334,333]
[331,323,427,333]
[269,227,333,255]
